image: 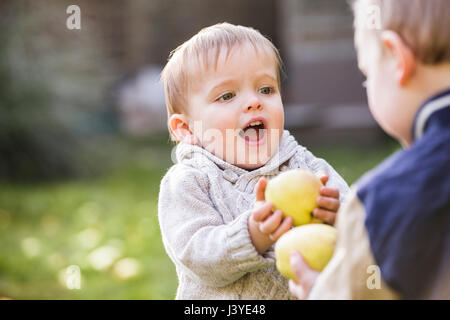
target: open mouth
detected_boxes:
[239,119,267,145]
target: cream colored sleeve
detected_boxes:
[308,187,399,300]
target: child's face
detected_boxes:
[355,26,403,140]
[354,9,415,146]
[186,43,284,170]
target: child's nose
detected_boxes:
[244,95,262,112]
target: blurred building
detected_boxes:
[3,0,383,142]
[85,0,279,136]
[279,0,381,144]
[97,0,381,142]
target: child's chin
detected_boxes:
[237,161,266,170]
[219,141,279,169]
[234,152,273,170]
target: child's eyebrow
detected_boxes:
[255,73,278,83]
[208,78,237,94]
[207,72,278,98]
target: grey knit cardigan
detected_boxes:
[158,130,349,299]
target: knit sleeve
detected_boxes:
[158,165,274,288]
[295,147,350,202]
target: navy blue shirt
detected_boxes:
[357,89,450,299]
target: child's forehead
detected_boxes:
[187,43,278,82]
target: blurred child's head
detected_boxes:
[352,0,450,146]
[161,23,285,170]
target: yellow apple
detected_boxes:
[265,169,323,226]
[275,224,337,281]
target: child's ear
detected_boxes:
[380,30,416,86]
[168,114,197,145]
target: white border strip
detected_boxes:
[415,95,450,139]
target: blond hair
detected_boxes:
[352,0,450,64]
[160,23,284,140]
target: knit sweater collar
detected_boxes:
[175,130,298,178]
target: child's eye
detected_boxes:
[218,92,235,101]
[259,86,273,95]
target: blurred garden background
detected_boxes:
[0,0,399,299]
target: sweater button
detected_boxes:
[223,169,238,183]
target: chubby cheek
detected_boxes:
[198,114,239,157]
[366,79,395,136]
[271,106,285,137]
[264,100,285,148]
[366,83,378,118]
[367,83,384,124]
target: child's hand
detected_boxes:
[288,251,319,299]
[313,175,340,225]
[248,177,293,254]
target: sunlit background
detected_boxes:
[0,0,399,299]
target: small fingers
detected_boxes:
[316,172,328,186]
[290,251,319,286]
[319,187,340,199]
[255,177,267,202]
[289,279,306,300]
[316,196,340,212]
[313,208,336,225]
[290,251,308,283]
[252,201,273,222]
[269,216,293,242]
[259,210,283,234]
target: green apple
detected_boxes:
[275,224,337,281]
[265,169,323,226]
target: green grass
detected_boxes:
[309,140,400,185]
[0,136,178,299]
[0,135,399,299]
